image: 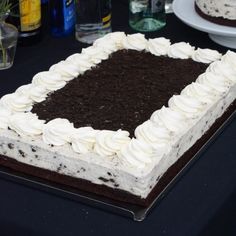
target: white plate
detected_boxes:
[172,0,236,49]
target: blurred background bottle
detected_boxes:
[129,0,166,32]
[75,0,112,44]
[8,0,42,46]
[49,0,76,37]
[165,0,173,13]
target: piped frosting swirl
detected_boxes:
[122,33,147,51]
[94,130,130,157]
[119,138,154,169]
[9,113,45,137]
[42,118,74,146]
[168,42,195,59]
[147,37,171,56]
[192,48,222,63]
[71,127,99,154]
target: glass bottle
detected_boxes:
[0,14,18,70]
[49,0,76,37]
[7,0,42,46]
[129,0,166,32]
[165,0,173,13]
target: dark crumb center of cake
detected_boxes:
[31,50,208,136]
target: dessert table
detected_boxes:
[0,0,235,235]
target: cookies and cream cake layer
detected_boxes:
[195,0,236,26]
[0,33,236,201]
[195,0,236,20]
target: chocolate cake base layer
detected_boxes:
[0,101,235,207]
[195,3,236,27]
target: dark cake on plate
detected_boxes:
[195,0,236,27]
[0,33,235,206]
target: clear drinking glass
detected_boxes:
[75,0,112,44]
[0,16,18,70]
[129,0,166,32]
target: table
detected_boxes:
[0,1,235,235]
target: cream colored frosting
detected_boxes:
[94,130,130,157]
[181,82,217,104]
[147,37,171,56]
[93,32,126,53]
[168,42,195,59]
[93,40,118,54]
[135,120,171,157]
[0,93,33,112]
[15,84,32,95]
[66,53,95,73]
[42,118,74,146]
[49,61,80,81]
[71,127,98,154]
[150,106,187,133]
[122,33,147,51]
[119,138,154,169]
[28,85,49,103]
[197,72,230,94]
[221,50,236,68]
[32,71,66,91]
[207,60,236,84]
[81,46,110,64]
[168,94,207,119]
[15,83,49,103]
[9,113,45,138]
[192,48,222,63]
[94,32,126,50]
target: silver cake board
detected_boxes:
[0,111,235,221]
